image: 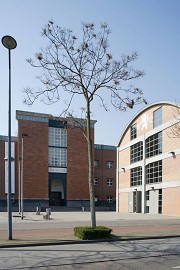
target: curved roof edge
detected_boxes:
[117,100,179,147]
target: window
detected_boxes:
[107,196,113,203]
[107,161,113,168]
[49,127,67,147]
[130,167,142,186]
[94,196,98,202]
[130,141,143,163]
[48,148,67,167]
[146,160,162,184]
[153,107,162,128]
[94,160,99,168]
[131,124,137,140]
[146,132,162,158]
[107,178,113,186]
[94,178,99,185]
[159,189,162,214]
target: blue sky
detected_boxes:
[0,0,180,145]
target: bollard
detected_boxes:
[36,206,41,215]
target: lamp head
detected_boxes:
[2,35,17,50]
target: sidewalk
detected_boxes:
[0,211,180,248]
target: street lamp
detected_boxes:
[18,157,22,214]
[2,35,17,240]
[21,133,29,220]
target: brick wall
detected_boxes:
[67,126,94,200]
[163,187,180,216]
[94,148,116,201]
[18,120,49,199]
[119,192,128,212]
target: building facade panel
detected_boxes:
[118,148,130,168]
[163,187,180,216]
[67,126,92,202]
[18,119,49,200]
[118,192,128,213]
[1,110,116,211]
[117,101,180,216]
[163,156,180,182]
[94,145,116,208]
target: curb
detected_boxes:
[1,235,180,249]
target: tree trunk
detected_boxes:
[86,100,96,228]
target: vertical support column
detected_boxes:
[116,148,119,212]
[141,134,146,214]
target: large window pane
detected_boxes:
[130,166,142,186]
[153,107,162,128]
[49,127,67,147]
[48,147,67,167]
[146,160,162,184]
[131,141,143,163]
[130,124,137,140]
[146,132,162,158]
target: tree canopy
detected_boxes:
[24,21,145,228]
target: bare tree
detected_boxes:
[169,104,180,138]
[24,21,145,228]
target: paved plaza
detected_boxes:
[0,211,180,247]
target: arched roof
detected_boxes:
[117,101,179,147]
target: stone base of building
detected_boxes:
[0,199,49,212]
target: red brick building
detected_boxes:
[0,110,116,210]
[94,144,116,208]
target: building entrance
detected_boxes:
[50,192,62,206]
[146,189,162,214]
[49,175,66,206]
[128,191,142,213]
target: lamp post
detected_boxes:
[18,158,22,214]
[21,133,29,220]
[2,35,17,240]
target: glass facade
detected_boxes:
[49,127,67,147]
[48,127,67,168]
[130,141,143,163]
[153,107,162,128]
[146,160,162,184]
[146,132,162,158]
[130,166,142,186]
[130,124,137,140]
[48,147,67,167]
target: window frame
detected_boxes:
[48,147,67,167]
[94,160,99,168]
[130,166,142,187]
[130,123,137,140]
[146,160,162,184]
[48,127,67,147]
[107,161,113,169]
[153,107,162,128]
[107,178,113,186]
[107,196,113,203]
[94,178,99,185]
[146,131,162,158]
[130,141,143,164]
